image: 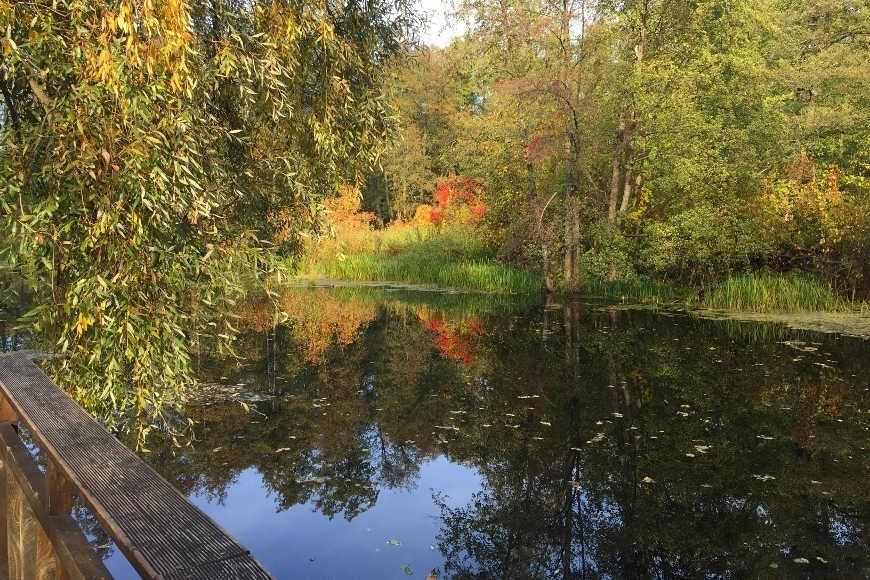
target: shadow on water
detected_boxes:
[5,287,868,578]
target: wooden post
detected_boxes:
[0,457,7,578]
[0,392,15,577]
[47,460,73,580]
[0,394,16,422]
[6,473,38,579]
[36,524,57,580]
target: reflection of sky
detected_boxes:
[105,456,481,579]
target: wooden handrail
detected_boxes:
[0,351,273,579]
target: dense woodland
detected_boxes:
[0,1,867,433]
[363,0,868,297]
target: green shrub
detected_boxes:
[640,205,773,282]
[578,222,638,283]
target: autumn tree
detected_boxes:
[0,0,415,437]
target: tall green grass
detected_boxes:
[313,253,541,293]
[701,273,850,312]
[305,225,541,293]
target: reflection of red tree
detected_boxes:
[420,313,487,366]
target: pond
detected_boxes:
[9,286,870,578]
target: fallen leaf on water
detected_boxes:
[685,453,696,458]
[768,563,778,569]
[569,447,583,451]
[517,395,540,399]
[793,557,809,564]
[540,421,551,426]
[569,480,582,490]
[612,412,624,418]
[275,447,291,453]
[387,539,403,547]
[400,565,414,575]
[694,445,711,454]
[641,476,655,484]
[754,474,776,482]
[810,480,822,484]
[816,556,828,564]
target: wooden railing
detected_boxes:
[0,351,272,579]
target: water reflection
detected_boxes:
[136,288,867,578]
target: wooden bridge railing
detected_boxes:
[0,351,273,579]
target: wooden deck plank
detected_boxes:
[0,352,272,579]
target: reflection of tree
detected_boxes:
[431,302,868,578]
[140,290,867,576]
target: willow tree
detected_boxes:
[0,0,415,439]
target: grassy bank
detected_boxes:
[700,273,854,312]
[580,272,863,313]
[304,223,541,293]
[304,209,862,311]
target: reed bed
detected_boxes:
[701,273,850,312]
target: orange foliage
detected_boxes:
[279,290,378,364]
[236,289,378,365]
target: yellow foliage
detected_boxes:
[763,160,847,247]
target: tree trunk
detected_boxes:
[608,115,625,221]
[619,138,634,215]
[564,203,574,284]
[529,164,556,293]
[572,208,581,281]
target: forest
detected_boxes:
[341,0,869,305]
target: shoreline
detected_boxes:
[290,276,870,339]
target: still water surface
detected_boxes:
[88,287,868,577]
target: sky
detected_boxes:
[417,0,466,47]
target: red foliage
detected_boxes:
[435,181,452,207]
[428,176,486,225]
